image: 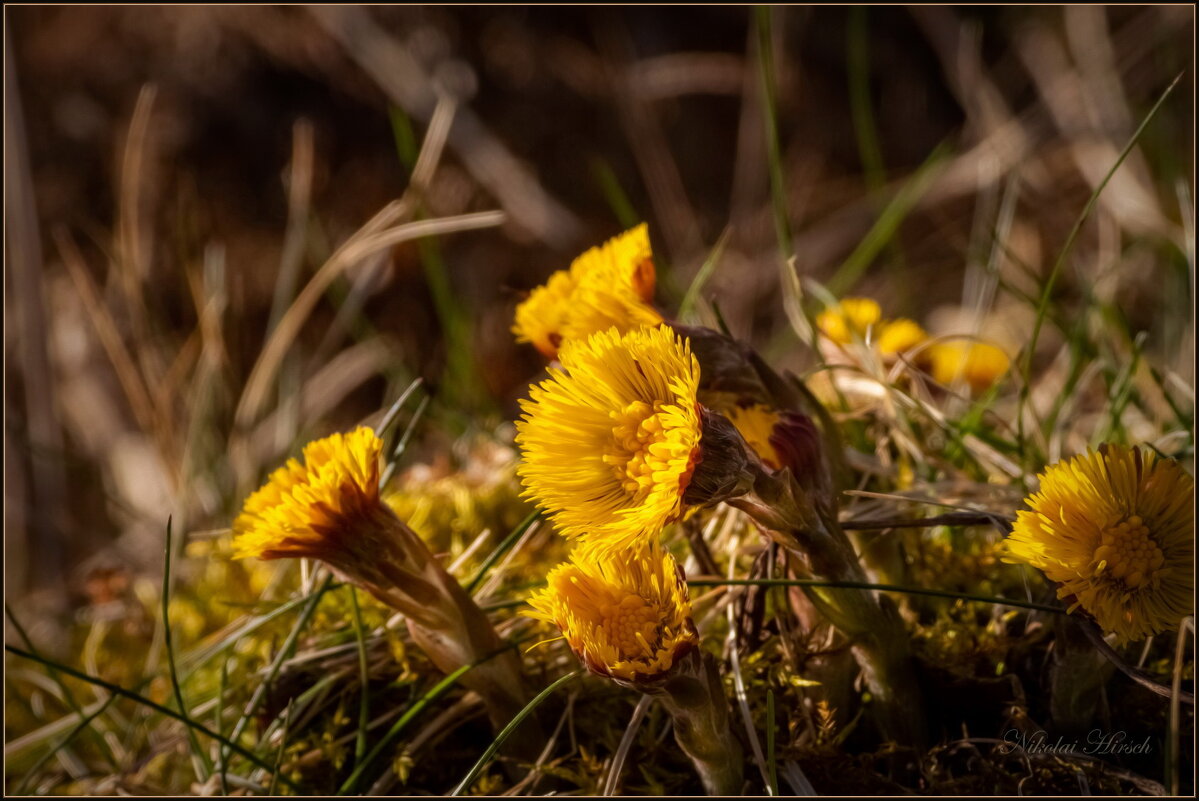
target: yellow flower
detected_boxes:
[513,270,578,359]
[515,326,701,550]
[512,225,663,358]
[231,427,448,627]
[233,427,385,562]
[233,428,533,731]
[877,318,928,357]
[726,404,783,471]
[927,340,1010,394]
[1003,445,1194,642]
[571,222,656,304]
[816,297,882,344]
[526,543,697,682]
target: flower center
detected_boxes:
[1091,515,1164,589]
[605,400,685,499]
[600,595,660,658]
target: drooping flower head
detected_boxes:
[233,427,385,563]
[816,297,882,345]
[526,543,697,682]
[516,325,701,550]
[1003,445,1194,642]
[927,340,1010,394]
[232,428,533,731]
[512,224,663,359]
[232,427,447,626]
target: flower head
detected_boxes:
[513,270,578,359]
[727,404,784,471]
[877,318,928,357]
[1003,445,1194,642]
[928,340,1010,394]
[816,297,882,345]
[516,326,702,550]
[526,543,697,682]
[513,225,662,358]
[233,427,384,563]
[571,222,656,304]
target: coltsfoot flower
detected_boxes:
[233,428,532,735]
[528,542,741,794]
[526,542,697,683]
[516,325,702,550]
[1003,445,1194,642]
[726,404,783,470]
[927,339,1010,394]
[724,403,822,481]
[816,297,882,344]
[877,318,928,357]
[234,428,387,562]
[513,224,663,358]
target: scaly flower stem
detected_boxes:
[377,510,542,762]
[730,461,927,747]
[1049,615,1113,734]
[648,649,744,796]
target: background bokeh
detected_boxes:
[4,6,1194,650]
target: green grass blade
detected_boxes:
[389,106,483,411]
[181,582,339,681]
[1018,72,1182,451]
[222,573,334,777]
[12,689,126,795]
[348,586,370,766]
[162,517,213,780]
[678,228,730,322]
[268,698,295,797]
[847,7,885,193]
[754,5,793,261]
[589,156,640,230]
[217,657,230,795]
[5,602,118,770]
[477,575,1066,616]
[465,510,539,595]
[450,670,580,796]
[380,394,431,487]
[826,140,949,298]
[687,578,1065,615]
[374,377,424,441]
[336,640,525,795]
[766,688,779,796]
[4,644,301,791]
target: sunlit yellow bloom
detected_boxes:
[526,543,697,682]
[816,297,882,345]
[516,326,701,550]
[233,427,384,562]
[571,222,656,304]
[727,404,783,471]
[1003,445,1194,642]
[233,427,533,732]
[877,318,928,357]
[513,271,578,358]
[563,281,664,344]
[927,340,1010,394]
[513,224,662,358]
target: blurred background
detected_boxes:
[4,6,1194,650]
